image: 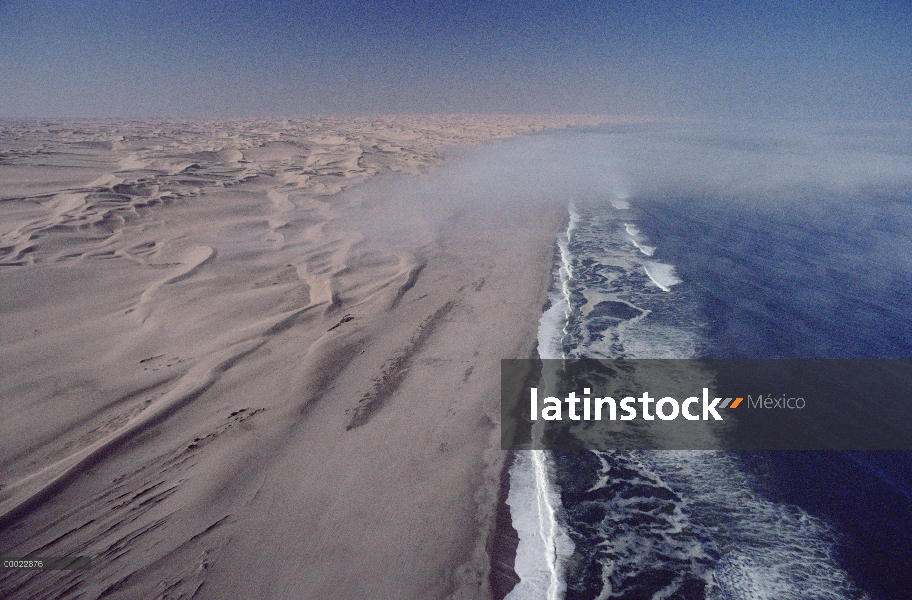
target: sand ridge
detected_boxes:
[0,115,611,599]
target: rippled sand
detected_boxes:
[0,115,610,599]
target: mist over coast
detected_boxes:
[1,0,910,598]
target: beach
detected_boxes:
[0,115,605,599]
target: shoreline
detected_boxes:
[0,116,580,599]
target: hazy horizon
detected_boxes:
[1,0,910,121]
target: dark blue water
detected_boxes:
[494,123,912,599]
[548,179,912,597]
[635,191,912,599]
[637,193,912,360]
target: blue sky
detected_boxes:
[0,0,909,119]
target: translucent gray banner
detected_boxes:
[501,360,912,450]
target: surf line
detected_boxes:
[530,438,562,600]
[525,203,579,599]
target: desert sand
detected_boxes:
[0,115,607,599]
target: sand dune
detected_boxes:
[0,115,611,599]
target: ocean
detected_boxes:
[504,123,912,599]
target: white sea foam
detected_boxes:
[609,190,630,210]
[623,223,655,256]
[631,239,655,256]
[643,261,681,291]
[640,451,871,600]
[536,296,570,363]
[537,206,578,361]
[508,205,578,600]
[617,321,697,359]
[505,452,574,600]
[609,198,630,210]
